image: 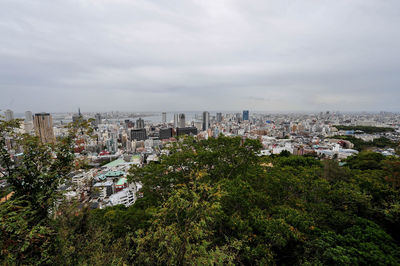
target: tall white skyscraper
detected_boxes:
[24,111,34,133]
[162,112,167,123]
[25,111,33,122]
[202,111,210,130]
[174,114,179,128]
[178,113,185,128]
[4,109,14,121]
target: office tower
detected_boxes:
[130,128,147,141]
[33,113,55,143]
[159,128,173,140]
[162,112,167,123]
[136,118,145,129]
[176,127,198,136]
[25,111,33,122]
[202,111,210,130]
[216,112,222,123]
[174,114,179,128]
[24,111,34,133]
[4,109,14,121]
[178,113,185,128]
[243,110,249,121]
[95,113,102,125]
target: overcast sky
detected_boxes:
[1,0,400,113]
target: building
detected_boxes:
[24,111,34,133]
[202,111,210,131]
[176,127,198,136]
[25,111,33,122]
[136,118,145,129]
[178,113,186,128]
[33,113,55,143]
[130,128,147,141]
[109,188,136,207]
[4,109,14,121]
[216,112,222,123]
[162,112,167,123]
[95,113,102,125]
[93,180,114,199]
[174,114,179,128]
[243,110,249,121]
[124,120,134,129]
[115,177,128,192]
[159,128,173,140]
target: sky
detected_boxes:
[1,0,400,113]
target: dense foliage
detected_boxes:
[0,119,92,264]
[333,125,395,134]
[333,135,398,151]
[1,127,400,264]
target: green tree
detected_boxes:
[0,118,91,264]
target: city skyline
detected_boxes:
[1,1,400,112]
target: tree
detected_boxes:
[0,118,92,264]
[132,172,241,265]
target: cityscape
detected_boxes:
[2,108,400,209]
[1,0,400,264]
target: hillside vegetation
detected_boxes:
[1,130,400,264]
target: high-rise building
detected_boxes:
[24,111,34,133]
[162,112,167,123]
[130,128,147,141]
[33,113,55,143]
[216,112,222,123]
[136,118,145,129]
[243,110,249,121]
[202,111,210,130]
[4,109,14,121]
[159,128,173,140]
[95,113,102,125]
[178,113,185,128]
[25,111,33,122]
[176,127,197,136]
[174,114,179,128]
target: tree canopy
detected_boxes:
[1,132,400,265]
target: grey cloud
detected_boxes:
[0,0,400,113]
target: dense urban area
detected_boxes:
[1,109,400,264]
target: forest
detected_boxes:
[1,120,400,265]
[333,125,395,134]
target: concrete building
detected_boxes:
[136,118,145,129]
[216,112,222,123]
[33,113,55,143]
[162,112,167,123]
[95,113,102,125]
[4,109,14,121]
[159,128,173,140]
[178,113,185,128]
[109,188,136,207]
[202,111,210,130]
[24,111,34,133]
[130,128,147,141]
[174,113,179,128]
[25,111,33,122]
[243,110,249,121]
[176,127,197,136]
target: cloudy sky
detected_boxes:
[1,0,399,113]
